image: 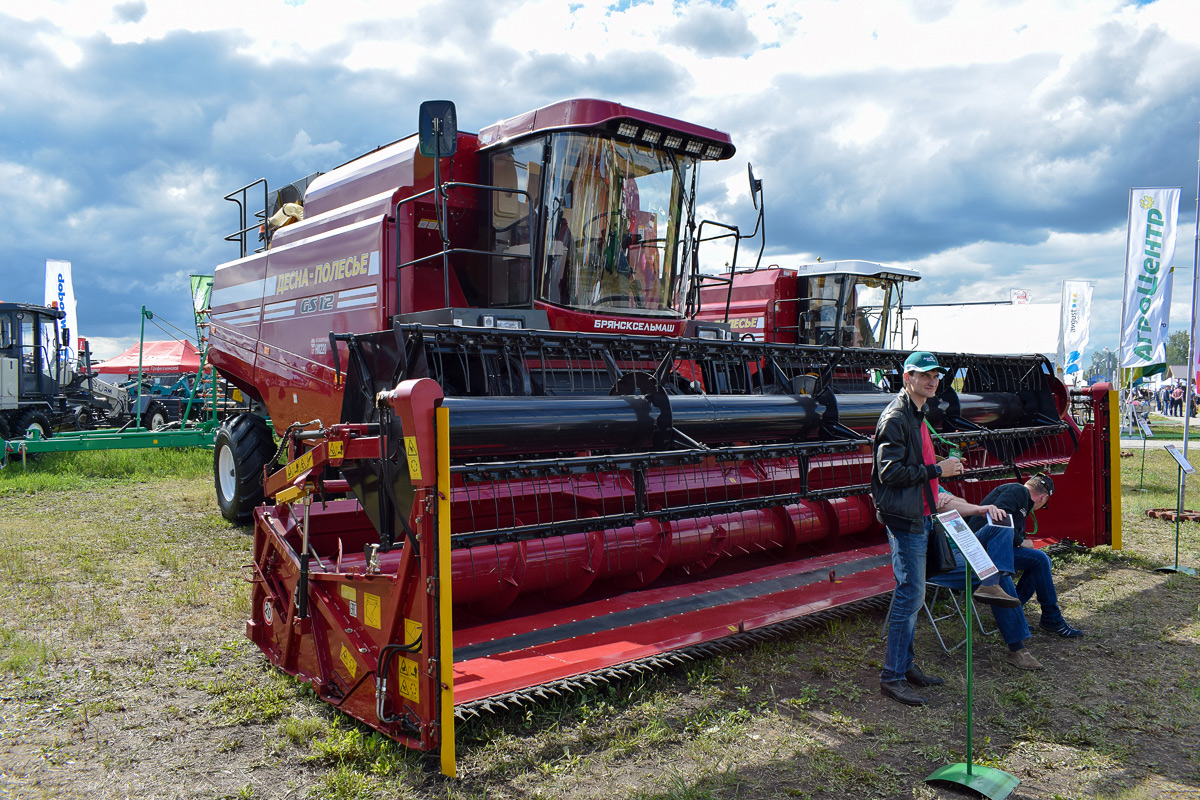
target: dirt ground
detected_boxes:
[1,473,1198,800]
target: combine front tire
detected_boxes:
[214,414,276,524]
[15,411,53,441]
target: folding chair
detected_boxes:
[881,572,997,654]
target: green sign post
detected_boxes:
[1157,445,1199,576]
[925,520,1019,800]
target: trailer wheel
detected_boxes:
[144,402,169,431]
[73,407,94,431]
[15,411,53,441]
[214,414,276,524]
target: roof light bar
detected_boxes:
[612,122,727,160]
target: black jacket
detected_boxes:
[871,390,940,534]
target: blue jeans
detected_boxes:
[1014,547,1065,628]
[939,524,1029,646]
[882,520,929,683]
[935,567,1030,646]
[972,523,1016,582]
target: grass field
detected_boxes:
[0,446,1198,799]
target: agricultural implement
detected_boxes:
[206,99,1119,775]
[1,304,220,468]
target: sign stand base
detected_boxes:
[1155,564,1198,576]
[923,541,1019,800]
[1158,450,1199,577]
[926,763,1020,800]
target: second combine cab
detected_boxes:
[205,99,1119,774]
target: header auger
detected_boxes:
[207,99,1118,775]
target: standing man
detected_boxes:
[872,352,1019,706]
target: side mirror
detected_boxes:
[747,163,762,210]
[419,100,458,158]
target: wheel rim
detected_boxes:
[151,413,166,430]
[218,442,236,502]
[25,422,47,439]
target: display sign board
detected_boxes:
[1164,444,1194,474]
[935,510,999,581]
[1137,415,1153,438]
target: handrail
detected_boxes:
[394,180,533,309]
[224,178,270,258]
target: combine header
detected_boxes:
[207,99,1118,774]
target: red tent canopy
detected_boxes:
[95,340,201,376]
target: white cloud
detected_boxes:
[278,130,344,173]
[82,335,139,361]
[829,103,891,149]
[0,0,1196,362]
[34,31,83,67]
[0,161,71,210]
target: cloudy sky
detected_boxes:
[2,0,1197,365]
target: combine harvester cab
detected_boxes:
[696,259,920,349]
[207,100,1119,773]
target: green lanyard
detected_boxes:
[924,419,959,456]
[927,418,1041,535]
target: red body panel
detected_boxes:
[210,135,487,432]
[696,267,800,343]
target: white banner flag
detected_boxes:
[1060,280,1093,377]
[1121,188,1180,367]
[44,259,78,363]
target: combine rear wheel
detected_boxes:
[15,411,53,441]
[214,414,276,524]
[0,415,10,441]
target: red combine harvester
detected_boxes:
[696,259,920,347]
[206,99,1119,775]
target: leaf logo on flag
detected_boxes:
[1065,350,1082,374]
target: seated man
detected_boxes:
[967,474,1084,640]
[936,490,1045,670]
[934,491,1020,606]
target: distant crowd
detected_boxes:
[1147,382,1197,418]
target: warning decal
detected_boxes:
[285,450,315,482]
[405,618,422,647]
[339,644,357,679]
[364,593,381,629]
[397,657,420,702]
[404,436,422,480]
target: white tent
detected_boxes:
[901,303,1060,358]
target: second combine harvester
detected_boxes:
[206,99,1118,773]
